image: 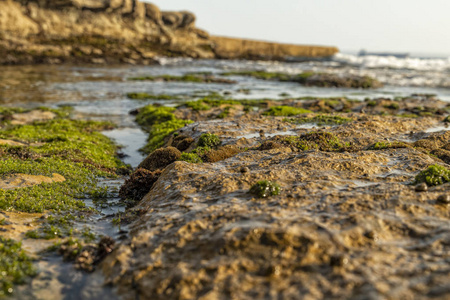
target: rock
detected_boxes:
[10,110,56,125]
[99,111,450,299]
[0,173,66,190]
[119,168,162,202]
[137,146,181,172]
[0,139,28,146]
[437,194,450,204]
[211,36,339,60]
[0,1,339,65]
[415,182,428,192]
[144,2,161,22]
[240,166,250,173]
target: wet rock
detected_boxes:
[240,166,250,173]
[258,140,283,151]
[203,145,241,163]
[415,182,428,192]
[0,173,65,190]
[430,149,450,164]
[119,168,162,202]
[137,147,181,172]
[436,194,450,204]
[170,134,194,152]
[10,110,56,125]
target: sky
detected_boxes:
[148,0,450,57]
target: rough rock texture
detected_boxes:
[0,0,214,65]
[102,110,450,299]
[0,0,339,65]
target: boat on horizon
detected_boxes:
[358,49,410,58]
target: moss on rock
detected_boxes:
[137,147,181,172]
[0,238,36,297]
[135,105,193,153]
[414,164,450,186]
[263,106,312,117]
[198,133,221,148]
[250,180,281,198]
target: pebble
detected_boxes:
[437,194,450,204]
[330,255,349,267]
[259,129,265,138]
[415,182,428,192]
[240,166,250,173]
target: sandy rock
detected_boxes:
[10,110,57,125]
[0,139,28,146]
[0,173,66,190]
[0,1,339,64]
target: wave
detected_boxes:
[333,53,450,72]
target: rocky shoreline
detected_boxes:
[0,1,449,299]
[0,0,338,65]
[1,88,450,298]
[103,94,450,299]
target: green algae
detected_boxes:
[217,106,231,119]
[135,105,193,154]
[185,101,211,111]
[250,180,281,198]
[198,133,221,148]
[283,132,348,152]
[0,238,36,297]
[179,153,203,163]
[222,71,381,89]
[384,103,400,110]
[444,116,450,123]
[0,107,128,296]
[286,114,352,126]
[128,74,235,84]
[191,146,212,157]
[414,164,450,186]
[221,71,293,81]
[127,93,181,100]
[0,119,119,169]
[369,141,410,150]
[25,214,76,240]
[0,117,125,213]
[263,106,312,116]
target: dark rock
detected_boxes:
[415,182,428,192]
[119,168,163,201]
[437,194,450,204]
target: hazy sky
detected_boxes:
[148,0,450,56]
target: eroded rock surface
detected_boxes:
[0,0,214,65]
[103,105,450,299]
[0,0,339,65]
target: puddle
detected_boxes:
[425,125,450,133]
[237,130,298,139]
[103,128,147,168]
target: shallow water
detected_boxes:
[1,58,449,299]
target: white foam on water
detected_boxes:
[333,53,450,72]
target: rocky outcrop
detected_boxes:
[211,36,339,60]
[0,0,214,65]
[102,111,450,299]
[0,0,339,65]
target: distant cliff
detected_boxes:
[0,0,339,65]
